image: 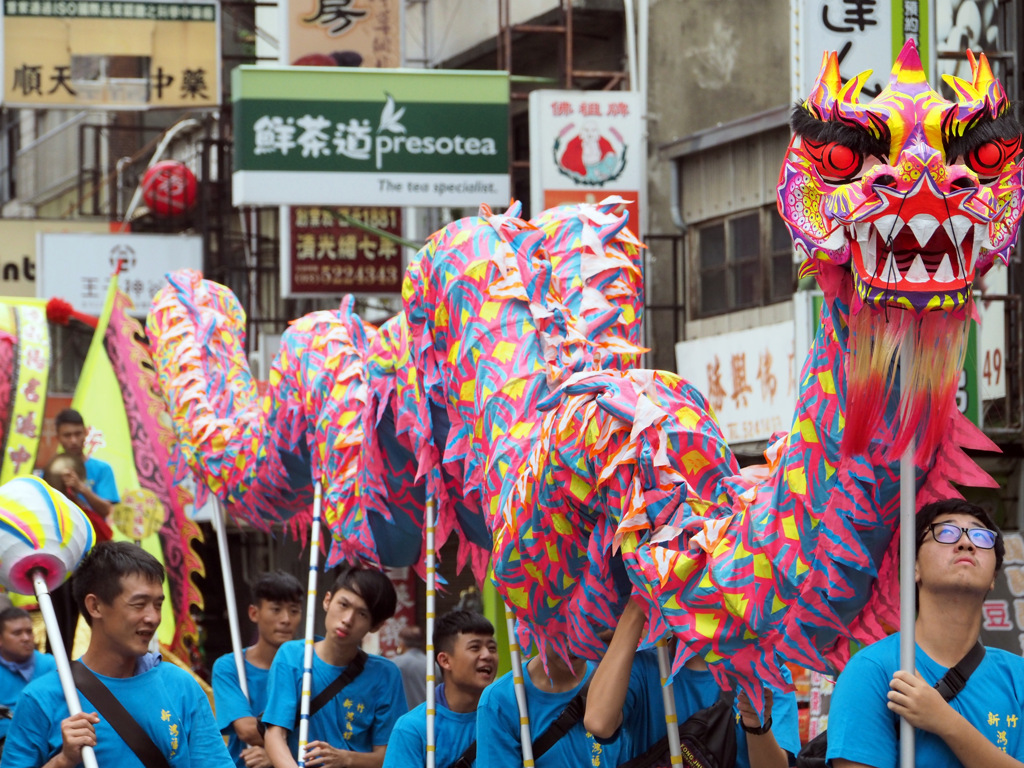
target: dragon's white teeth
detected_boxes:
[934,253,956,283]
[861,236,877,275]
[905,254,930,283]
[881,253,899,281]
[908,214,940,248]
[874,215,904,243]
[853,221,872,242]
[975,222,992,251]
[941,215,973,247]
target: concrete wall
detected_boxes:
[646,0,790,236]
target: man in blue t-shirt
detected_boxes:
[263,564,407,768]
[476,643,629,768]
[584,599,798,768]
[212,571,303,768]
[54,408,120,522]
[384,610,498,768]
[828,499,1024,768]
[0,541,232,768]
[0,607,56,749]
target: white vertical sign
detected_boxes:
[528,90,644,229]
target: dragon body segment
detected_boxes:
[144,42,1021,702]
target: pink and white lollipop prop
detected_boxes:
[0,476,97,768]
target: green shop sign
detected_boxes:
[232,67,510,208]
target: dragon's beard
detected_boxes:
[843,303,971,462]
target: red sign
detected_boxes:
[289,206,403,294]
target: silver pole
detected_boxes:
[297,481,324,766]
[899,332,917,768]
[34,572,100,768]
[655,640,682,762]
[425,498,437,768]
[504,604,535,768]
[213,498,250,703]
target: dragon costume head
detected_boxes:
[778,39,1023,459]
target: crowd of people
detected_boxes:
[0,406,1018,768]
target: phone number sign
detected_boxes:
[286,205,403,296]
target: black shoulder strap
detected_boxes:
[447,740,477,768]
[307,649,368,719]
[934,641,985,701]
[532,677,592,759]
[71,660,172,768]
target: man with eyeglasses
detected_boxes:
[827,499,1024,768]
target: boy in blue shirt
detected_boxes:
[384,610,498,768]
[54,408,119,522]
[828,499,1024,768]
[0,607,56,751]
[263,564,406,768]
[476,642,629,768]
[0,541,232,768]
[212,571,303,768]
[584,598,799,768]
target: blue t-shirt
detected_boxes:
[0,658,232,768]
[618,650,801,767]
[84,456,119,504]
[383,700,477,768]
[827,632,1024,767]
[262,640,407,756]
[476,660,628,768]
[0,650,56,741]
[211,650,271,767]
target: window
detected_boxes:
[0,110,19,204]
[694,205,794,317]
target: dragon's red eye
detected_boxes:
[965,137,1022,178]
[802,138,863,181]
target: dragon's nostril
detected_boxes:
[873,174,897,188]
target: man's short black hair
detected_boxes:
[54,409,85,430]
[916,498,1005,572]
[0,606,31,634]
[251,570,303,606]
[72,542,164,625]
[434,610,494,656]
[329,563,396,627]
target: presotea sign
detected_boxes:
[232,67,509,207]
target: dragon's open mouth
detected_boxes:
[850,213,982,290]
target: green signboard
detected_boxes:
[232,67,510,208]
[959,321,982,428]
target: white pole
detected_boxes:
[213,498,250,703]
[425,498,437,768]
[622,0,638,93]
[504,604,535,768]
[297,481,324,767]
[34,572,99,768]
[655,640,682,763]
[899,333,916,768]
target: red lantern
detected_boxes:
[141,160,198,217]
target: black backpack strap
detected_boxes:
[934,641,985,701]
[446,740,476,768]
[72,660,172,768]
[532,677,591,759]
[305,649,368,720]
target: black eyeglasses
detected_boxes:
[926,522,998,550]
